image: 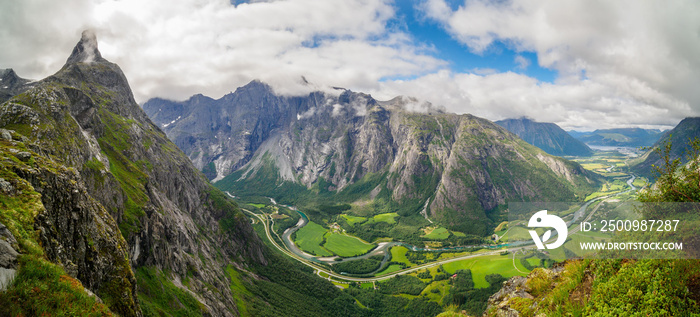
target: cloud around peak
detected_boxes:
[1,0,698,130]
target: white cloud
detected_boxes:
[0,0,443,102]
[514,55,529,70]
[373,69,687,131]
[1,0,698,131]
[416,0,700,128]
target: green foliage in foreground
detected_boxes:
[0,255,113,317]
[489,138,700,316]
[638,137,700,203]
[0,139,117,316]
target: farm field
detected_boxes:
[376,264,404,276]
[368,212,399,224]
[341,214,367,226]
[442,254,528,288]
[324,233,374,257]
[294,221,333,256]
[390,246,413,266]
[423,227,450,240]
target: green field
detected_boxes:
[390,246,413,266]
[442,254,528,288]
[451,231,467,237]
[294,221,333,256]
[369,212,398,224]
[524,257,540,267]
[423,227,450,240]
[323,233,374,257]
[376,264,404,276]
[248,203,266,208]
[580,163,607,170]
[632,177,647,188]
[340,214,367,226]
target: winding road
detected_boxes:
[229,173,638,283]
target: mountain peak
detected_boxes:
[0,68,31,103]
[66,30,105,64]
[0,68,17,79]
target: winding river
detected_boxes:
[253,172,638,276]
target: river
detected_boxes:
[260,173,638,276]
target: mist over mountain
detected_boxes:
[495,118,593,157]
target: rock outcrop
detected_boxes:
[0,31,268,316]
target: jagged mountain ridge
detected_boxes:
[0,31,359,316]
[496,117,593,157]
[145,84,600,235]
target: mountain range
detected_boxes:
[568,128,665,147]
[3,31,699,317]
[495,117,593,157]
[144,84,600,236]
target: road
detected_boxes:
[240,205,537,282]
[234,173,638,283]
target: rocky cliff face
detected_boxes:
[0,68,32,104]
[495,118,593,157]
[0,31,268,316]
[146,87,599,235]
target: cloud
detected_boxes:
[418,0,700,128]
[0,0,443,102]
[514,55,529,70]
[373,69,688,131]
[1,0,698,130]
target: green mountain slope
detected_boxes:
[496,117,593,156]
[633,117,700,177]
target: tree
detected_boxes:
[639,137,700,203]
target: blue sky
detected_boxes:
[389,0,557,82]
[2,0,699,130]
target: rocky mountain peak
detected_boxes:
[66,30,105,64]
[0,68,31,103]
[0,68,17,80]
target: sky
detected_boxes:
[1,0,699,131]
